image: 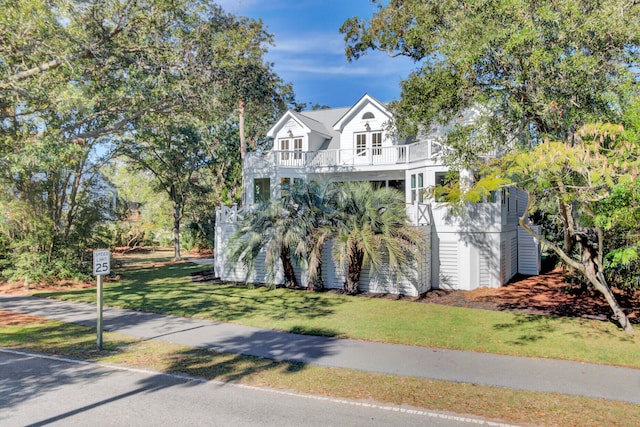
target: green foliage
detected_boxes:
[342,0,640,167]
[0,152,113,282]
[228,186,305,288]
[118,121,213,259]
[228,180,422,293]
[0,0,294,280]
[331,182,423,294]
[341,0,640,332]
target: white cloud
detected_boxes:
[269,49,416,79]
[272,32,344,55]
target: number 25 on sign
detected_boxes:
[93,249,110,276]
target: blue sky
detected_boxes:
[217,0,417,109]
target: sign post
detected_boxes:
[93,249,110,350]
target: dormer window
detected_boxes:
[362,112,375,120]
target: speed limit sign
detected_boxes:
[93,249,111,276]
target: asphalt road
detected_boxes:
[0,350,514,427]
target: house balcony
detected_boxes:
[245,140,442,172]
[217,202,433,227]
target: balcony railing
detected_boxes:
[246,140,442,170]
[217,203,433,227]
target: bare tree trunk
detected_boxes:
[171,185,182,261]
[64,154,88,239]
[344,248,364,295]
[307,237,325,292]
[280,246,298,288]
[519,217,635,335]
[173,211,181,260]
[239,99,246,160]
[238,98,246,207]
[308,255,324,292]
[577,235,635,335]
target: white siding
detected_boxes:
[518,226,541,275]
[479,248,492,287]
[500,240,506,285]
[510,236,518,278]
[321,240,345,289]
[516,188,529,217]
[438,241,459,289]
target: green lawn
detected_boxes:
[35,258,640,367]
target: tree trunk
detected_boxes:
[173,200,182,261]
[63,153,88,240]
[344,248,364,295]
[308,255,324,292]
[239,98,246,160]
[519,210,635,335]
[578,237,635,335]
[280,246,298,288]
[239,98,246,206]
[307,241,324,292]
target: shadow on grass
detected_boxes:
[36,263,345,326]
[493,313,558,345]
[163,348,307,383]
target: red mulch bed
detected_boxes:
[419,269,640,323]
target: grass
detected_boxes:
[1,315,639,427]
[35,257,640,368]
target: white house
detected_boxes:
[215,94,540,295]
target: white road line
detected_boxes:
[0,347,522,427]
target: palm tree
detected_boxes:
[280,179,335,291]
[228,179,335,289]
[228,196,301,288]
[331,182,423,295]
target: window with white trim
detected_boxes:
[293,138,302,160]
[356,133,367,156]
[411,173,425,203]
[280,138,290,161]
[372,132,382,155]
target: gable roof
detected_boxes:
[266,111,309,138]
[266,94,392,148]
[289,111,332,138]
[332,94,391,132]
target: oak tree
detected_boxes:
[342,0,640,333]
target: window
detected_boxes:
[356,133,367,156]
[372,132,382,155]
[254,178,270,204]
[411,174,416,203]
[280,139,290,161]
[362,112,375,120]
[410,173,427,203]
[411,173,425,203]
[293,138,302,160]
